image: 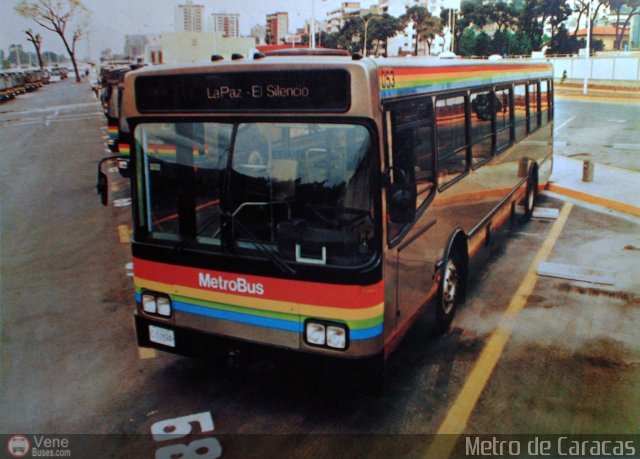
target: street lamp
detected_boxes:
[358,14,380,57]
[311,0,316,49]
[583,0,592,95]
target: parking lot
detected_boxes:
[0,78,638,458]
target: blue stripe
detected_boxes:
[174,300,302,333]
[351,324,383,340]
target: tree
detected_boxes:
[550,23,583,53]
[475,31,492,56]
[492,29,511,55]
[518,0,544,51]
[609,0,640,49]
[512,29,534,55]
[441,2,492,54]
[25,29,44,69]
[490,1,519,31]
[367,14,404,56]
[15,0,90,82]
[536,0,573,45]
[458,28,478,56]
[401,6,442,55]
[571,0,607,41]
[339,17,364,53]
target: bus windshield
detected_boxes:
[135,121,377,268]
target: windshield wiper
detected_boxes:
[232,217,296,275]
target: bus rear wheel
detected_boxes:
[435,250,465,334]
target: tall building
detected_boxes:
[211,13,240,38]
[266,12,289,45]
[175,0,205,32]
[327,2,361,33]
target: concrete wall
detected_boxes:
[548,56,640,82]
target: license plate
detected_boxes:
[149,325,175,348]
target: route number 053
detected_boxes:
[151,411,222,459]
[380,69,396,89]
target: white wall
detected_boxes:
[548,56,640,81]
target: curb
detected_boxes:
[546,183,640,217]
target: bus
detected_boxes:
[98,52,553,381]
[100,65,130,151]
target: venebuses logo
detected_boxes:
[198,272,265,296]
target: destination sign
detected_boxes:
[135,69,350,113]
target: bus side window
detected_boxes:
[435,95,468,187]
[470,89,495,165]
[540,80,550,123]
[386,97,435,229]
[529,82,540,132]
[495,87,512,152]
[514,84,527,142]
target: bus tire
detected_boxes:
[523,167,538,219]
[435,247,466,334]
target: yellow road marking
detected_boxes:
[118,224,131,243]
[546,183,640,217]
[138,347,158,359]
[425,203,573,459]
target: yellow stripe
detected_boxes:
[546,183,640,217]
[424,203,573,459]
[135,277,384,321]
[118,225,131,243]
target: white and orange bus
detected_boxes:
[98,51,553,383]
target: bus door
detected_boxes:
[384,97,439,334]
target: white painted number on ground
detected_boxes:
[155,438,222,459]
[151,411,214,441]
[151,412,222,459]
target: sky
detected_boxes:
[1,0,377,61]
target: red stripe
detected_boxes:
[389,64,548,76]
[134,258,383,309]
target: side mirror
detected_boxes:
[389,185,416,224]
[97,171,108,206]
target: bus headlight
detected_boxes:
[327,325,347,349]
[142,294,157,314]
[304,320,349,350]
[141,292,172,317]
[157,297,172,317]
[306,322,326,346]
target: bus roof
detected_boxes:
[375,57,553,99]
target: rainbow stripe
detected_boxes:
[118,143,130,156]
[147,144,177,158]
[379,63,553,99]
[108,125,118,140]
[133,258,384,341]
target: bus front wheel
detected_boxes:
[523,169,538,219]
